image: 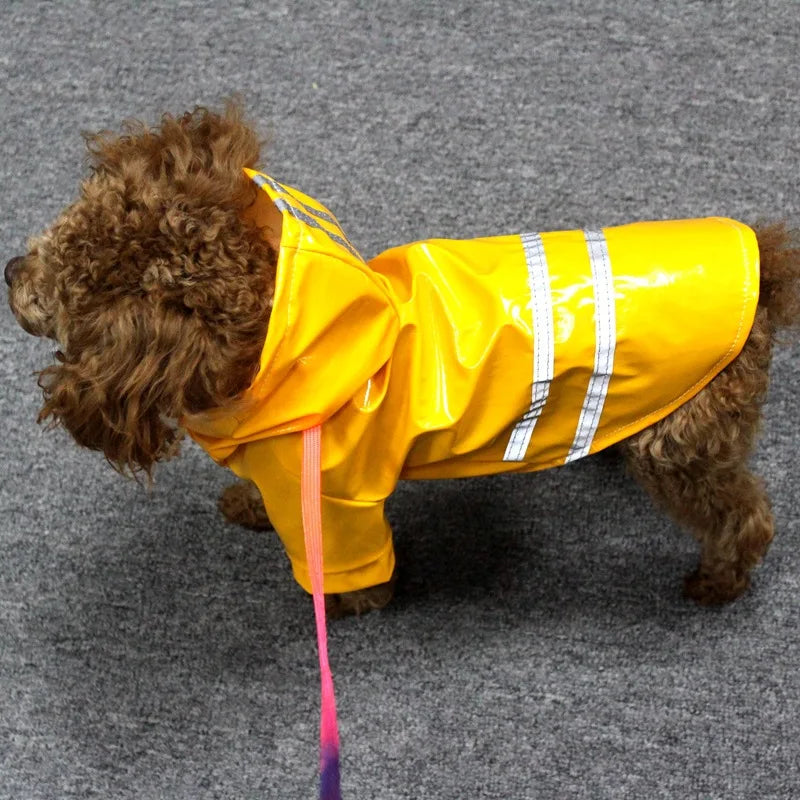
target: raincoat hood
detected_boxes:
[187,170,400,462]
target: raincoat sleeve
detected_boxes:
[228,436,396,595]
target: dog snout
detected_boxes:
[5,256,24,287]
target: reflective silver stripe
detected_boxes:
[271,197,364,262]
[504,232,554,461]
[251,173,363,261]
[251,172,273,191]
[565,230,616,463]
[252,173,339,227]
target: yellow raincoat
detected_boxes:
[186,170,760,594]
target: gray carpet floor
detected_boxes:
[2,1,799,798]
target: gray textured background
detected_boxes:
[2,1,799,798]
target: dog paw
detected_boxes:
[218,480,273,531]
[324,571,397,619]
[683,568,750,606]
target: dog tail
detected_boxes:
[755,222,800,332]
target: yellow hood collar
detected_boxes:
[186,170,400,459]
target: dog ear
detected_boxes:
[37,280,268,477]
[37,305,194,476]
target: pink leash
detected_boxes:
[301,425,342,800]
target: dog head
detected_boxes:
[6,103,276,475]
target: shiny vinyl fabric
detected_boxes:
[186,171,760,594]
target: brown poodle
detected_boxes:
[6,103,800,614]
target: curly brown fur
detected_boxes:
[621,224,800,604]
[7,102,276,476]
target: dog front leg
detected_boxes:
[218,479,273,530]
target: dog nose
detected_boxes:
[5,256,24,287]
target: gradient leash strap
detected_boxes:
[301,425,342,800]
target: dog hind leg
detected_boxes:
[620,307,776,605]
[623,441,774,604]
